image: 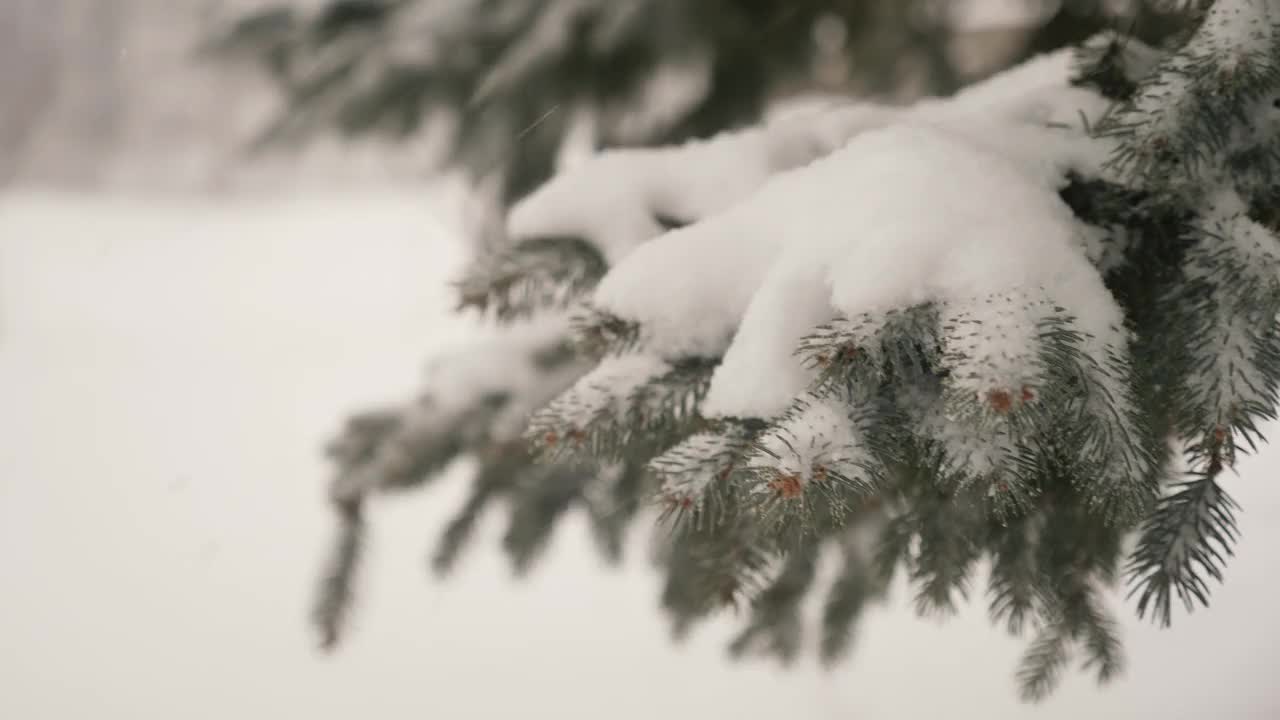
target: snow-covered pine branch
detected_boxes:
[504,1,1279,695]
[312,0,1280,701]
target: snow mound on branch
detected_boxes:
[589,112,903,362]
[507,104,902,265]
[698,241,834,416]
[822,124,1114,325]
[696,121,1126,415]
[687,121,1124,419]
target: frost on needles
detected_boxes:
[315,0,1280,702]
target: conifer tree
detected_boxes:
[225,0,1279,701]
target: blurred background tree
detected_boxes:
[218,0,1198,242]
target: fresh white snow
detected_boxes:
[555,47,1123,422]
[507,103,902,265]
[621,117,1122,420]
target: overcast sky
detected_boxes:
[2,189,1279,720]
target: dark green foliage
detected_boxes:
[218,0,885,205]
[502,463,593,574]
[987,512,1043,635]
[313,499,364,651]
[1017,623,1072,703]
[820,530,886,664]
[729,543,819,664]
[218,0,1195,210]
[1128,465,1240,625]
[432,442,528,574]
[1085,2,1280,626]
[582,459,651,562]
[658,496,774,636]
[1016,585,1124,703]
[884,464,987,617]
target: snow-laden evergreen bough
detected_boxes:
[317,0,1280,700]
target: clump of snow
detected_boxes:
[926,112,1116,187]
[911,44,1119,183]
[589,200,789,360]
[822,124,1124,347]
[937,47,1078,117]
[1075,222,1134,274]
[924,44,1114,136]
[700,244,836,419]
[582,122,954,365]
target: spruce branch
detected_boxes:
[1100,0,1280,192]
[798,304,942,391]
[1127,443,1241,625]
[1016,581,1124,701]
[458,236,608,319]
[431,441,528,575]
[742,392,885,543]
[526,353,717,465]
[878,451,988,617]
[570,306,644,357]
[1072,31,1167,101]
[728,543,819,664]
[659,503,773,636]
[1077,590,1125,687]
[1017,622,1072,703]
[820,529,887,665]
[650,425,756,528]
[987,512,1046,635]
[502,464,594,575]
[264,1,1280,697]
[313,499,364,652]
[581,460,652,562]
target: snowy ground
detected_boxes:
[2,190,1278,719]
